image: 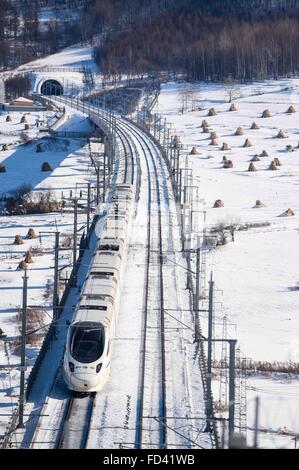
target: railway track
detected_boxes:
[118,120,167,449]
[55,100,178,448]
[55,101,169,448]
[24,96,209,450]
[56,393,96,449]
[23,98,140,450]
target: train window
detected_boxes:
[83,294,108,301]
[98,244,119,251]
[90,272,114,278]
[70,322,105,363]
[79,304,107,310]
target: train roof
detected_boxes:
[72,306,112,327]
[91,251,122,271]
[82,276,117,299]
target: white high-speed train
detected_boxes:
[63,184,133,392]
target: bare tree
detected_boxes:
[210,222,228,245]
[226,216,241,242]
[210,217,241,245]
[179,86,190,114]
[190,87,201,111]
[223,77,243,103]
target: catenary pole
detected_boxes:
[18,273,28,428]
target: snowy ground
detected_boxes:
[18,46,97,72]
[0,107,100,439]
[154,80,299,448]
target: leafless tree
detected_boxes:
[179,86,190,114]
[223,77,243,103]
[210,222,228,245]
[226,216,241,242]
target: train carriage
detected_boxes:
[63,184,133,392]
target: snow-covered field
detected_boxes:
[0,106,99,438]
[1,37,298,447]
[155,80,299,448]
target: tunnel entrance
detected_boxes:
[41,79,63,96]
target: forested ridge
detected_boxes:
[92,0,299,81]
[0,0,93,70]
[2,0,299,81]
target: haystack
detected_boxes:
[201,119,209,128]
[254,200,265,208]
[262,109,271,118]
[286,105,296,114]
[223,160,233,168]
[269,161,278,170]
[276,129,287,139]
[36,143,43,153]
[5,115,12,122]
[222,156,227,162]
[202,127,209,133]
[24,251,33,264]
[210,138,218,146]
[41,162,52,172]
[208,107,217,116]
[20,115,27,124]
[221,142,230,151]
[251,121,260,130]
[235,127,244,136]
[190,147,197,155]
[260,150,269,157]
[2,144,8,151]
[229,103,237,111]
[17,260,27,271]
[27,228,37,239]
[213,199,224,208]
[280,208,295,217]
[248,162,257,172]
[251,155,260,162]
[24,123,29,130]
[0,164,6,173]
[243,138,253,147]
[14,235,24,245]
[286,145,294,152]
[274,157,282,166]
[210,131,218,140]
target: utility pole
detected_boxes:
[53,231,60,322]
[87,182,91,232]
[205,271,214,433]
[72,199,78,287]
[96,163,100,206]
[103,152,107,200]
[18,273,28,428]
[194,244,201,342]
[228,339,237,446]
[253,396,260,449]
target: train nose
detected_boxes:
[70,373,99,391]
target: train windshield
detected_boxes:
[70,322,105,363]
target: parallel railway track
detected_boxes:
[23,96,210,450]
[50,101,168,449]
[118,120,167,449]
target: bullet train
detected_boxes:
[63,184,133,392]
